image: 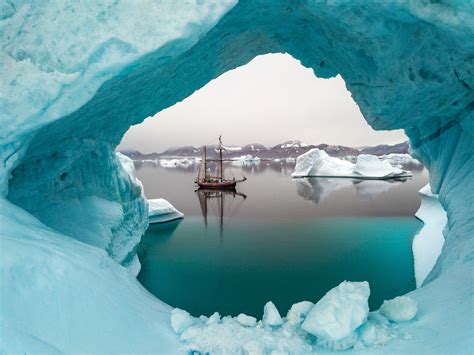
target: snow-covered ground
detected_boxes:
[292,149,412,179]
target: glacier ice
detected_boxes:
[302,281,370,341]
[286,300,314,325]
[413,184,447,287]
[379,296,418,323]
[1,0,473,352]
[262,301,284,326]
[235,313,257,327]
[148,198,184,224]
[292,149,411,179]
[171,308,197,334]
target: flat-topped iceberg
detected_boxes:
[148,198,183,224]
[292,149,411,179]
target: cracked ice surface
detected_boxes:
[1,0,473,352]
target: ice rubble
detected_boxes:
[148,198,184,224]
[292,149,411,179]
[1,0,473,353]
[169,281,418,353]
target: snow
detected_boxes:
[302,281,370,341]
[148,198,184,224]
[379,296,417,323]
[412,184,447,287]
[262,301,284,326]
[292,149,411,179]
[1,0,473,352]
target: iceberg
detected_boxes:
[148,198,184,224]
[412,184,447,287]
[1,0,472,352]
[292,149,411,179]
[302,281,370,341]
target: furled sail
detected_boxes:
[198,158,206,180]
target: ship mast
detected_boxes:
[219,135,224,182]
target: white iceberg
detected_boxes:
[148,198,184,224]
[292,149,411,179]
[301,281,370,341]
[379,296,417,323]
[353,154,411,179]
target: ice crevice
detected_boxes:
[0,0,473,353]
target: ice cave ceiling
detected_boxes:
[0,0,473,352]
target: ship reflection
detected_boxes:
[195,188,247,239]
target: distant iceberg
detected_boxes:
[292,149,411,179]
[148,198,184,224]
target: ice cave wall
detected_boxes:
[1,0,473,352]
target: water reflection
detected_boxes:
[195,188,247,237]
[295,177,409,203]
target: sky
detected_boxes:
[119,54,406,153]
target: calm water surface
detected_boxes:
[136,160,428,317]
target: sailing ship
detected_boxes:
[195,135,247,189]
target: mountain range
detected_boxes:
[119,140,409,160]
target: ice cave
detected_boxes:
[1,0,473,353]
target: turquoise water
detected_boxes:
[137,216,422,318]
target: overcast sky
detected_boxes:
[119,54,406,153]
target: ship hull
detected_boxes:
[197,180,237,189]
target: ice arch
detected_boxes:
[1,0,473,352]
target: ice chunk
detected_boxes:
[286,301,314,325]
[262,302,283,326]
[379,296,417,323]
[302,281,370,341]
[207,312,221,325]
[171,308,197,334]
[148,198,184,224]
[292,149,354,178]
[292,149,411,179]
[235,313,257,327]
[353,155,411,179]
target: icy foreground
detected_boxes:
[292,149,411,179]
[148,198,184,224]
[170,281,419,353]
[1,0,473,353]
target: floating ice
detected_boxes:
[292,149,411,179]
[380,296,417,323]
[302,281,370,341]
[286,301,314,325]
[235,313,257,327]
[148,198,183,224]
[171,308,196,334]
[262,301,283,326]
